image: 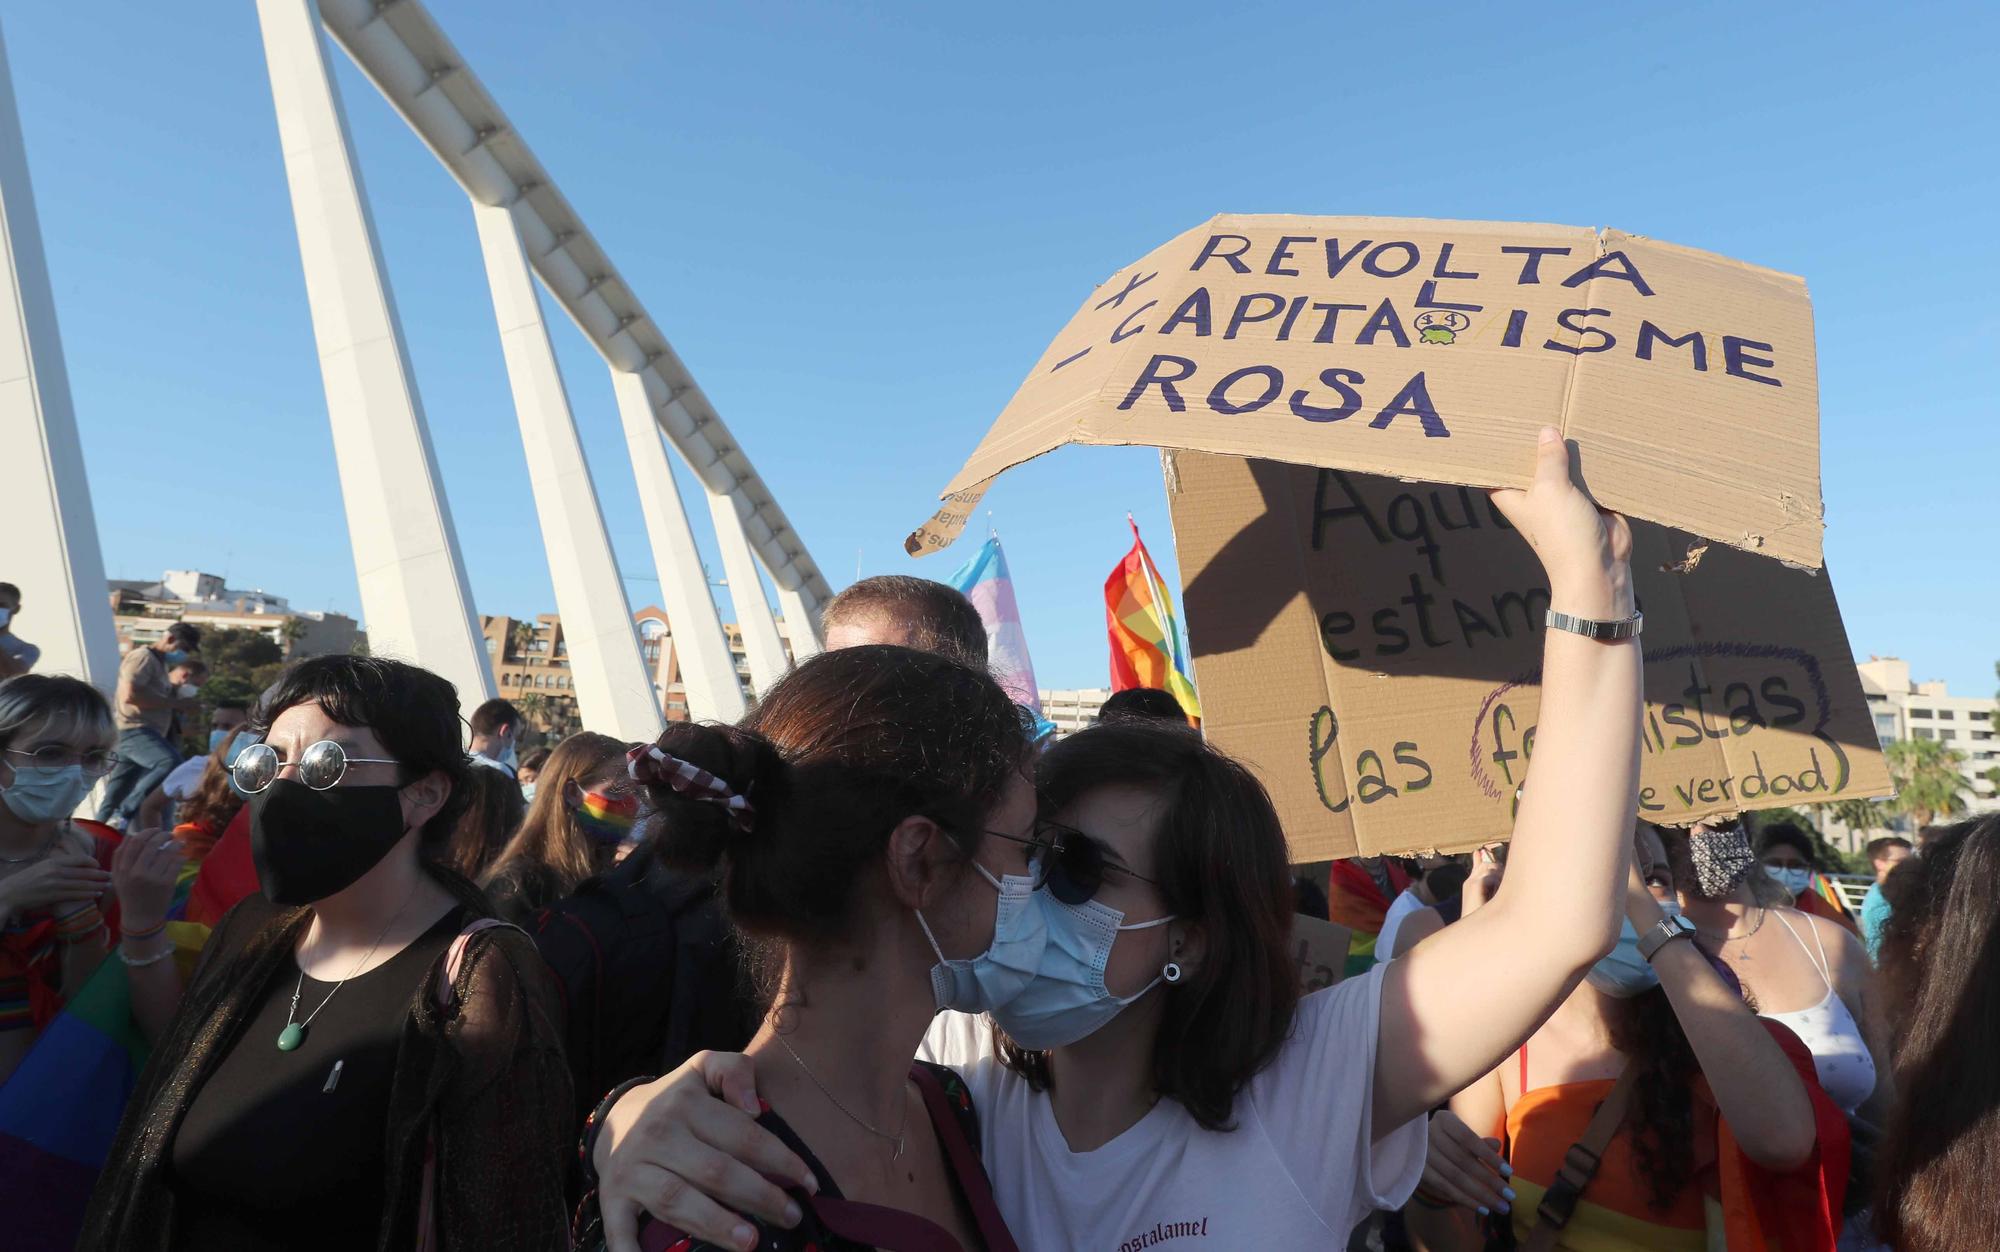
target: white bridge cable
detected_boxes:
[314,0,831,614]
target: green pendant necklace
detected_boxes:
[277,883,418,1052]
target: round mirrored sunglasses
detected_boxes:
[231,740,402,794]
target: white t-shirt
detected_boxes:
[161,757,208,800]
[920,965,1426,1250]
[1374,888,1429,964]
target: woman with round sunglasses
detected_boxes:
[593,428,1647,1248]
[82,654,571,1252]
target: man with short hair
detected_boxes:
[164,657,210,746]
[820,575,988,664]
[468,697,523,779]
[96,622,204,826]
[1860,834,1914,961]
[139,699,251,831]
[0,582,38,678]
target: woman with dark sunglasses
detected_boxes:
[593,428,1649,1247]
[81,654,571,1251]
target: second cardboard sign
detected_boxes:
[1168,452,1888,862]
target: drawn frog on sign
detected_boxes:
[1414,310,1471,345]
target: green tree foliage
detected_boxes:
[1884,737,1971,831]
[198,628,287,722]
[1816,795,1890,838]
[1749,805,1863,874]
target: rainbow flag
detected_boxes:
[1104,518,1200,721]
[0,837,233,1251]
[949,533,1047,721]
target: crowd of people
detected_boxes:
[0,432,1995,1250]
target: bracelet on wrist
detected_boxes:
[118,943,175,968]
[55,904,105,942]
[579,1075,654,1187]
[122,919,168,944]
[1545,609,1643,641]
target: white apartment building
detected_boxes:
[1040,687,1114,738]
[1857,656,1999,819]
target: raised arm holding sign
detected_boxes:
[1369,428,1643,1134]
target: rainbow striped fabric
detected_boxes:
[1104,518,1200,721]
[0,856,212,1252]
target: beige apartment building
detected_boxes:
[109,569,362,659]
[482,606,789,738]
[1857,655,1999,822]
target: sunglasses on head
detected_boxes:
[984,816,1158,906]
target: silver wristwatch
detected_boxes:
[1545,609,1643,641]
[1638,912,1698,962]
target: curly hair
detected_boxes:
[1604,986,1701,1211]
[176,727,250,838]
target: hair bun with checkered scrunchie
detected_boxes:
[627,741,757,834]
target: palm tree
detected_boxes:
[277,616,310,657]
[514,691,550,730]
[509,621,537,660]
[1814,795,1887,838]
[1884,737,1971,831]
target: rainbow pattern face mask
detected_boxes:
[569,788,639,844]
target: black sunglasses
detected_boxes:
[984,817,1158,906]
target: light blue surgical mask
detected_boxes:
[222,732,262,795]
[987,887,1176,1050]
[0,763,93,824]
[0,607,11,628]
[520,781,538,804]
[498,741,519,771]
[919,864,1048,1015]
[1586,901,1684,998]
[211,729,257,768]
[1766,864,1811,897]
[162,648,188,667]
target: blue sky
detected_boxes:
[6,1,1995,694]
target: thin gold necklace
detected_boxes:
[775,1031,910,1160]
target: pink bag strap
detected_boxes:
[414,918,528,1252]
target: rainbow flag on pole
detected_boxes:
[949,533,1052,731]
[1105,518,1200,722]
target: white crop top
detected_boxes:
[1760,911,1876,1114]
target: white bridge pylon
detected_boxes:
[252,0,831,729]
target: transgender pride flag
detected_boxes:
[948,534,1049,728]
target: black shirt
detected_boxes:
[531,846,759,1128]
[168,907,466,1250]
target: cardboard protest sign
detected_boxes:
[1167,452,1887,862]
[1293,914,1352,993]
[909,214,1823,569]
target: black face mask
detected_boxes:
[249,779,410,906]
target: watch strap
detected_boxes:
[1638,914,1696,962]
[1546,610,1643,641]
